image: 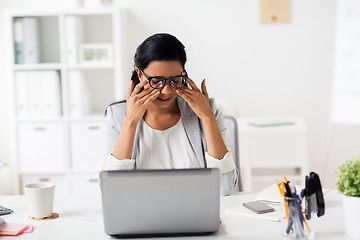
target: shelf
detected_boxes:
[6,7,115,17]
[19,170,67,175]
[67,115,105,122]
[63,7,116,15]
[67,63,114,70]
[17,117,64,123]
[9,7,122,195]
[17,115,106,123]
[13,63,63,71]
[69,170,101,174]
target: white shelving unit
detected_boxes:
[5,8,125,195]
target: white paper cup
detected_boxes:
[24,182,55,219]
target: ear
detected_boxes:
[135,67,143,81]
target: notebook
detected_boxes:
[100,168,220,237]
[0,222,30,236]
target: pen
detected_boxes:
[276,181,282,193]
[285,217,293,234]
[283,176,289,183]
[281,182,288,220]
[303,214,311,232]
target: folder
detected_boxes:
[13,17,24,64]
[28,71,43,117]
[15,71,30,118]
[23,17,40,64]
[41,71,61,117]
[65,16,83,64]
[68,70,91,117]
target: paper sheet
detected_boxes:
[79,209,103,222]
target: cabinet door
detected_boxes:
[21,175,68,195]
[70,174,100,195]
[70,122,105,171]
[18,123,65,171]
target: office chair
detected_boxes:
[223,115,243,191]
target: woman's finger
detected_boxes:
[186,78,200,91]
[141,88,160,102]
[177,86,194,96]
[201,79,209,98]
[131,80,149,96]
[127,80,135,100]
[143,89,161,105]
[176,88,193,102]
[137,86,158,99]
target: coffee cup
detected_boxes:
[24,182,55,219]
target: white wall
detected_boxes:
[1,0,359,194]
[116,0,359,188]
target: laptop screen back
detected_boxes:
[100,168,220,236]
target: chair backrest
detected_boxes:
[223,115,243,191]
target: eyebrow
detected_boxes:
[149,74,184,78]
[140,69,185,79]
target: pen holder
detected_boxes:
[284,196,314,240]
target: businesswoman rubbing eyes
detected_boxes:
[103,33,238,195]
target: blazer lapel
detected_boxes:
[177,96,206,168]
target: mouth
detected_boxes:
[157,97,172,104]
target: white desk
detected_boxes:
[0,190,350,239]
[237,118,308,192]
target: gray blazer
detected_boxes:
[104,96,238,195]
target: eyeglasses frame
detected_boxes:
[138,68,188,89]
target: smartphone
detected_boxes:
[243,201,275,214]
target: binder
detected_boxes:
[15,71,29,118]
[13,18,24,64]
[41,71,61,117]
[68,70,91,117]
[28,71,43,117]
[65,16,83,64]
[23,17,40,64]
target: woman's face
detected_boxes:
[139,60,183,110]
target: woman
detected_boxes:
[103,33,238,195]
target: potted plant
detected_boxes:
[336,155,360,238]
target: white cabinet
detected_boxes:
[6,8,124,194]
[18,123,65,172]
[70,121,106,171]
[237,118,308,192]
[70,174,100,195]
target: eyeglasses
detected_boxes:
[139,68,188,89]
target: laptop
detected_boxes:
[100,168,220,237]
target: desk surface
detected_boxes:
[0,190,350,240]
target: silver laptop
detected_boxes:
[100,168,220,237]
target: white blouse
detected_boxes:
[136,118,200,169]
[103,118,236,174]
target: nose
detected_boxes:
[160,80,173,94]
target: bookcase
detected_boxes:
[4,8,125,195]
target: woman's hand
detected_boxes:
[125,80,160,125]
[177,78,228,159]
[176,78,213,120]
